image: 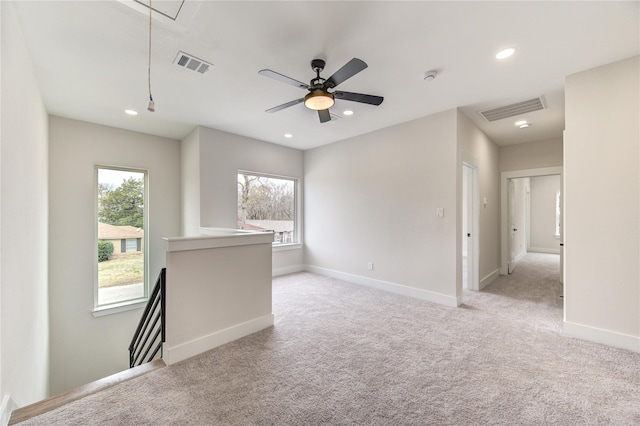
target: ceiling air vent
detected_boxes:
[479,97,545,122]
[173,51,212,74]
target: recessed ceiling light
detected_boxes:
[515,120,527,126]
[343,110,354,116]
[284,133,293,138]
[125,109,138,116]
[496,47,516,60]
[519,123,530,129]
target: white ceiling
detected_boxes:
[12,1,640,150]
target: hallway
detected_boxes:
[465,252,563,333]
[484,252,561,305]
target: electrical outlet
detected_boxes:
[367,262,374,271]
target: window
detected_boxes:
[96,166,148,310]
[125,238,139,252]
[237,172,297,245]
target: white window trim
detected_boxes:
[92,299,147,317]
[272,242,303,252]
[94,165,150,314]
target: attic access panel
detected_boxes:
[133,0,184,21]
[117,0,201,28]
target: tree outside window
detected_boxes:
[237,173,296,244]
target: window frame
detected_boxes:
[237,170,301,248]
[93,165,150,316]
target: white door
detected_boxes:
[508,178,530,274]
[508,179,518,274]
[462,163,479,290]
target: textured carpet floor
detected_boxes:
[21,253,640,425]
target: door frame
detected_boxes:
[500,166,563,275]
[462,162,480,291]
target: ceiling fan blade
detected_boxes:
[258,69,309,90]
[334,91,384,106]
[266,98,304,113]
[324,58,368,89]
[318,109,331,123]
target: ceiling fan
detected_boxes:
[258,58,384,123]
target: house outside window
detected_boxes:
[237,172,297,245]
[96,166,148,309]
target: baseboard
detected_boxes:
[1,396,17,426]
[480,269,499,290]
[304,265,459,307]
[272,265,304,277]
[513,250,527,263]
[528,247,560,254]
[164,314,274,365]
[563,321,640,353]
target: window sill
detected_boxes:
[93,299,147,317]
[272,243,302,252]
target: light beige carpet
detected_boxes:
[20,253,640,425]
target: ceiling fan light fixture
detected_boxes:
[304,90,335,110]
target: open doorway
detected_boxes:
[500,167,563,276]
[462,163,479,291]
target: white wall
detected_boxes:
[188,126,305,275]
[564,55,639,351]
[304,109,459,306]
[0,1,50,410]
[458,111,500,287]
[181,127,201,236]
[500,137,563,172]
[164,233,273,365]
[529,175,560,253]
[48,117,181,394]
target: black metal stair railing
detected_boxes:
[128,268,166,368]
